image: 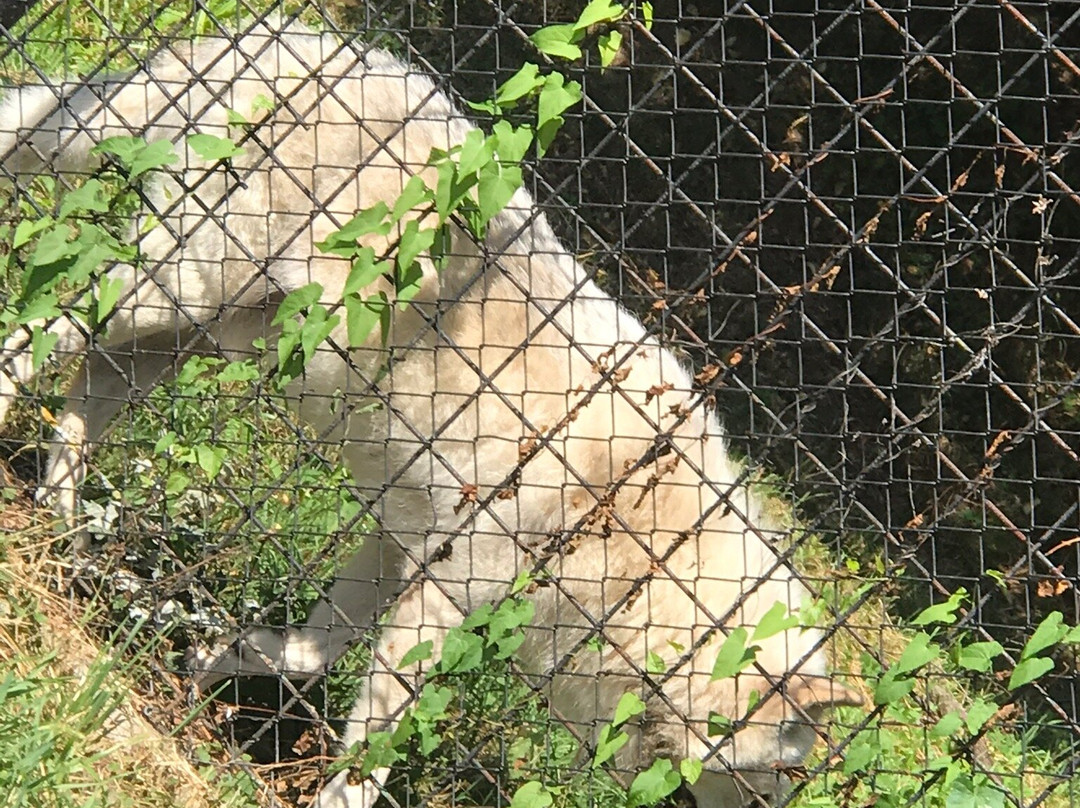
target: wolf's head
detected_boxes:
[681,673,863,807]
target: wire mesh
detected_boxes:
[0,1,1078,807]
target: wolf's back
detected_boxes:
[0,19,388,182]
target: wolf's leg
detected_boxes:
[38,334,186,547]
[192,532,407,684]
[1,255,255,529]
[319,576,464,808]
[0,315,87,427]
[1,315,180,538]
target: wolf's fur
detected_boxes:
[0,19,859,807]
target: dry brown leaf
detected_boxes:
[645,382,674,404]
[1036,577,1071,598]
[694,364,720,386]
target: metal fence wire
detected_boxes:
[1,1,1079,807]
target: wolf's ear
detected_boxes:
[789,675,864,720]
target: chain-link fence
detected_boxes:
[1,1,1078,807]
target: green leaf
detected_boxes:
[593,724,629,768]
[493,629,527,660]
[895,632,937,675]
[642,1,654,30]
[272,283,324,326]
[30,327,58,372]
[709,627,757,681]
[396,260,430,308]
[530,24,583,60]
[646,651,666,674]
[345,291,391,347]
[194,444,224,478]
[495,63,545,108]
[132,139,180,177]
[574,0,627,30]
[391,174,434,222]
[344,248,390,296]
[434,157,478,221]
[477,161,523,227]
[488,598,535,639]
[956,640,1004,673]
[430,223,453,273]
[31,224,78,266]
[841,735,878,774]
[13,216,53,249]
[396,219,435,293]
[930,711,963,738]
[315,202,392,256]
[751,601,800,643]
[537,74,582,153]
[460,603,494,631]
[706,711,733,737]
[613,692,646,727]
[679,758,703,786]
[252,94,275,114]
[487,598,534,659]
[511,570,534,594]
[1008,656,1054,690]
[299,305,340,362]
[537,72,581,131]
[216,360,260,383]
[946,775,1005,808]
[359,731,404,778]
[187,133,245,161]
[597,30,623,69]
[58,179,110,220]
[95,275,126,325]
[66,224,131,284]
[492,120,534,164]
[911,588,967,626]
[464,98,499,115]
[510,781,553,808]
[1021,611,1067,660]
[14,293,61,325]
[92,135,148,165]
[415,682,453,720]
[627,758,682,807]
[964,698,997,733]
[438,627,485,673]
[873,668,916,705]
[93,137,181,178]
[165,470,189,495]
[457,129,497,177]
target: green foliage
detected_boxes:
[1009,611,1080,689]
[911,588,967,627]
[293,0,652,370]
[709,626,758,681]
[512,780,555,808]
[873,631,939,705]
[0,532,261,808]
[797,564,1078,808]
[626,758,681,807]
[186,133,246,161]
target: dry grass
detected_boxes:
[0,488,266,808]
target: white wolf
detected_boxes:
[0,18,859,808]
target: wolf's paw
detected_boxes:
[318,769,386,808]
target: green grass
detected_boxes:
[0,514,263,808]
